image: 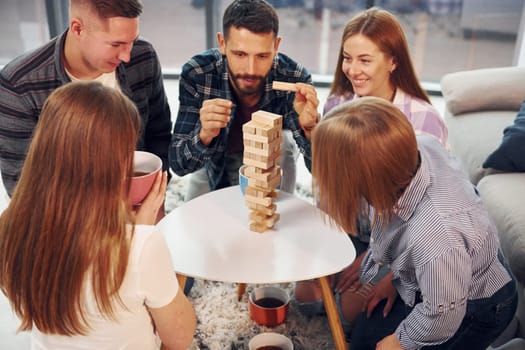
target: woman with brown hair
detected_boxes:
[324,7,447,144]
[294,6,448,335]
[0,81,196,349]
[310,97,516,349]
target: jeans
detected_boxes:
[427,279,517,350]
[185,129,299,201]
[350,273,518,350]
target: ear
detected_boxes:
[274,36,282,52]
[69,17,83,37]
[217,32,226,55]
[389,57,397,74]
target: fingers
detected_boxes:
[335,267,361,293]
[382,295,395,317]
[296,82,319,107]
[366,295,381,318]
[199,99,232,145]
[134,171,167,225]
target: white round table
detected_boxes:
[157,186,355,349]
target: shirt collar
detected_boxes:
[394,151,431,221]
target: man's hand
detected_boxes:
[293,83,319,139]
[199,98,232,145]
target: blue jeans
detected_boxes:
[351,277,518,350]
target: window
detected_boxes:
[1,0,524,86]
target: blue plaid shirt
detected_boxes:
[169,48,313,190]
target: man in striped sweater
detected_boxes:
[0,0,172,197]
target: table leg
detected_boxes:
[176,273,187,291]
[318,276,348,350]
[237,283,247,301]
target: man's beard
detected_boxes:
[230,72,265,97]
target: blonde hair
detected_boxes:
[330,7,430,104]
[0,81,141,335]
[312,96,418,234]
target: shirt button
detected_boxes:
[370,237,374,243]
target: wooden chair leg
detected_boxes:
[237,283,247,301]
[318,276,348,350]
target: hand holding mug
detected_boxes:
[134,171,167,225]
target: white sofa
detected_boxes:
[441,66,525,346]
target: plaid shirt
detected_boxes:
[0,31,172,196]
[324,88,448,145]
[170,48,312,190]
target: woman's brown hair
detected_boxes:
[312,96,418,234]
[330,7,431,104]
[0,81,141,335]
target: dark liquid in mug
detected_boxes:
[256,347,283,350]
[255,297,284,308]
[133,171,149,177]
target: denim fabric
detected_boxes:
[294,297,324,316]
[426,279,517,350]
[350,258,518,350]
[350,296,412,350]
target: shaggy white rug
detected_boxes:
[164,175,335,350]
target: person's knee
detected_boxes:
[293,280,324,317]
[185,167,211,201]
[294,280,322,302]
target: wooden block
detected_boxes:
[243,131,271,144]
[272,81,297,92]
[243,152,280,170]
[268,190,280,199]
[249,212,280,228]
[244,139,260,148]
[252,110,284,128]
[265,213,280,227]
[245,185,272,198]
[245,194,273,207]
[250,221,267,233]
[242,121,257,135]
[246,201,276,215]
[249,211,268,223]
[244,165,280,182]
[244,140,280,157]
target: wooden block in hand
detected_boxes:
[272,81,298,92]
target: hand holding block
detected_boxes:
[272,81,298,92]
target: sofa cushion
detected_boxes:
[444,110,516,184]
[478,173,525,285]
[483,102,525,172]
[441,67,525,115]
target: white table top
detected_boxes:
[157,186,355,284]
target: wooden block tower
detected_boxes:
[242,110,283,233]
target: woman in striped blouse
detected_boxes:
[311,97,517,349]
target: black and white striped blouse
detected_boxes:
[360,135,512,349]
